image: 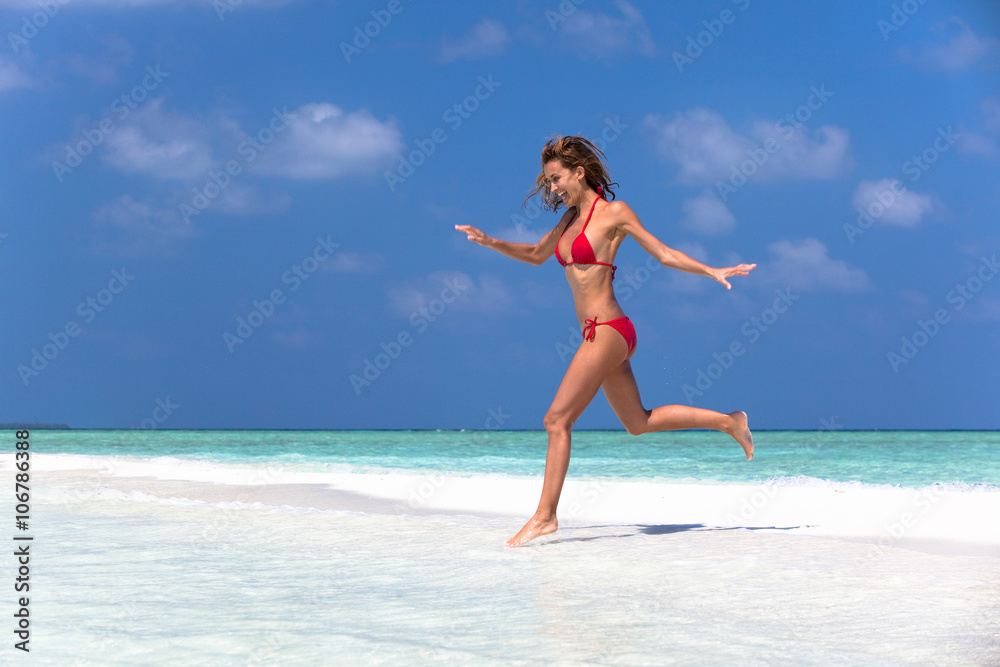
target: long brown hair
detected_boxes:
[523,135,618,212]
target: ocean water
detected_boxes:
[7,430,1000,665]
[19,429,1000,488]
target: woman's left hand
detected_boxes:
[709,263,757,290]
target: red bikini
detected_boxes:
[582,314,637,358]
[556,185,637,359]
[555,185,617,279]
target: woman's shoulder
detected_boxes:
[603,198,637,220]
[600,199,641,237]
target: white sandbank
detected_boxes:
[31,453,1000,556]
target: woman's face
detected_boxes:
[543,160,585,207]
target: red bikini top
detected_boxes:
[555,185,616,279]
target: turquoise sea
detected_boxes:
[25,428,1000,488]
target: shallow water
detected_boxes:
[25,484,1000,665]
[8,430,1000,664]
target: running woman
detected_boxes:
[455,136,756,547]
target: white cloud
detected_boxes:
[95,99,400,185]
[761,238,870,292]
[439,19,510,63]
[0,57,31,93]
[64,34,134,85]
[963,296,1000,323]
[899,288,932,313]
[956,130,999,159]
[898,17,1000,71]
[489,224,546,245]
[94,195,178,230]
[101,98,215,180]
[486,198,554,245]
[957,98,1000,158]
[680,189,737,235]
[852,179,935,228]
[270,330,314,348]
[644,108,853,186]
[250,103,402,179]
[214,183,291,216]
[91,194,196,256]
[386,271,511,318]
[322,252,386,275]
[983,98,1000,134]
[553,0,657,60]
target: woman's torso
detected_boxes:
[556,200,626,324]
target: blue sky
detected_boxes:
[2,0,999,430]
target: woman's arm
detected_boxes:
[613,201,756,289]
[455,211,572,266]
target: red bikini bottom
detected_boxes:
[582,315,637,359]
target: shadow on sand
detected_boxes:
[538,523,802,545]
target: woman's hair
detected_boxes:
[524,135,618,212]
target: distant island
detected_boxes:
[0,423,70,429]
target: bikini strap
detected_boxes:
[580,189,602,233]
[585,186,616,279]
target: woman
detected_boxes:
[455,136,757,547]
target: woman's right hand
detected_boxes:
[455,224,493,247]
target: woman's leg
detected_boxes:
[600,360,754,460]
[505,327,630,547]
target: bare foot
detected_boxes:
[728,411,754,461]
[505,513,558,547]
